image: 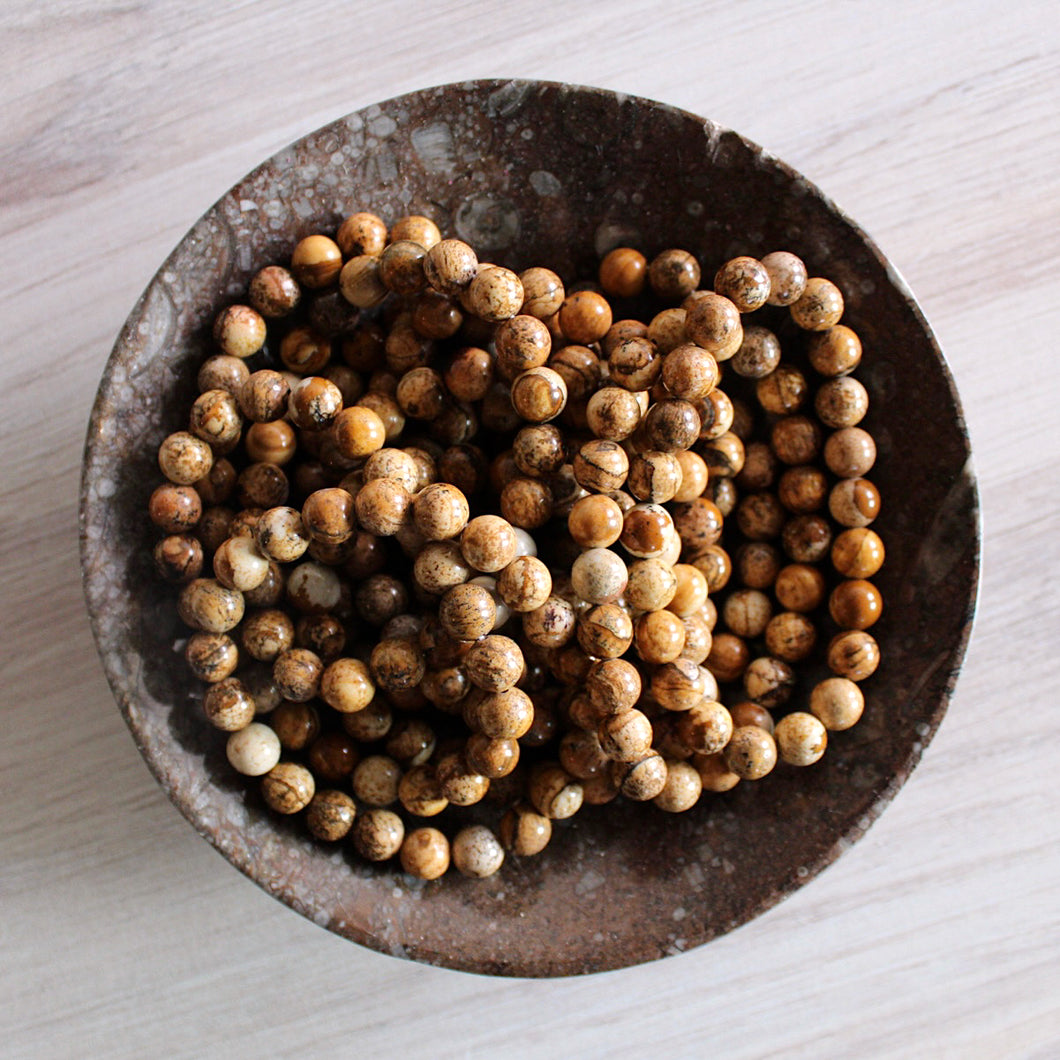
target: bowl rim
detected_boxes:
[79,77,980,977]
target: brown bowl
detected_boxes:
[80,79,978,976]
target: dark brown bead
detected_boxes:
[756,365,808,414]
[771,415,823,465]
[599,246,647,297]
[782,514,833,564]
[378,239,427,295]
[643,399,701,452]
[764,611,817,662]
[704,631,749,682]
[609,336,660,391]
[271,701,320,751]
[777,465,828,513]
[829,579,883,630]
[649,248,701,301]
[307,731,360,782]
[149,484,202,533]
[775,563,827,612]
[154,534,204,583]
[735,542,782,589]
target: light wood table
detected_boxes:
[3,2,1057,1056]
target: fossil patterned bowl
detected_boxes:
[80,79,978,977]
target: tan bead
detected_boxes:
[518,267,565,319]
[628,450,683,503]
[597,709,654,762]
[620,502,674,560]
[185,631,238,682]
[439,583,497,640]
[694,751,741,792]
[774,712,828,767]
[760,251,807,306]
[829,579,883,630]
[261,762,315,814]
[472,687,535,739]
[177,578,245,633]
[158,431,213,486]
[339,255,387,308]
[647,307,688,353]
[239,369,289,424]
[351,755,402,807]
[685,293,742,357]
[608,336,661,391]
[291,234,342,288]
[224,722,282,778]
[667,563,708,617]
[692,544,732,594]
[653,759,703,812]
[678,612,713,665]
[463,635,523,693]
[451,825,505,879]
[652,658,715,711]
[522,595,577,649]
[832,528,885,579]
[611,752,668,800]
[273,648,323,702]
[355,477,412,537]
[574,439,630,493]
[577,603,634,659]
[599,246,647,297]
[397,765,448,818]
[213,304,267,359]
[775,563,827,612]
[634,609,686,664]
[389,214,441,249]
[201,677,255,732]
[829,477,881,528]
[764,611,817,662]
[811,677,866,730]
[353,807,404,861]
[499,801,552,856]
[511,365,567,423]
[286,560,341,614]
[572,548,628,605]
[808,325,862,376]
[625,557,678,612]
[585,658,642,716]
[248,265,301,318]
[723,726,777,780]
[413,482,470,541]
[466,264,524,322]
[586,386,644,441]
[333,405,386,459]
[824,427,877,478]
[662,343,719,401]
[743,655,795,709]
[434,752,489,807]
[558,727,611,779]
[528,763,583,819]
[756,364,808,415]
[558,290,613,344]
[714,256,770,312]
[731,326,782,379]
[791,277,844,330]
[461,514,518,573]
[320,657,374,714]
[649,248,701,300]
[671,699,732,755]
[465,733,520,778]
[723,588,773,638]
[304,790,357,841]
[400,827,450,880]
[370,637,426,692]
[336,211,387,256]
[493,555,550,613]
[568,494,624,549]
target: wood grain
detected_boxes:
[2,1,1058,1056]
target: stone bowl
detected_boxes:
[80,79,979,977]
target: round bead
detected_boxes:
[336,211,387,257]
[761,251,807,306]
[586,387,643,440]
[829,478,881,528]
[248,265,301,318]
[827,630,881,681]
[261,762,315,813]
[829,579,883,630]
[791,277,844,330]
[571,548,628,605]
[714,256,770,312]
[634,609,686,663]
[824,427,877,478]
[652,760,703,812]
[466,265,524,322]
[353,808,404,861]
[291,234,342,288]
[810,677,866,730]
[649,248,701,300]
[775,712,828,766]
[499,802,552,856]
[723,726,777,780]
[808,325,863,376]
[439,583,496,640]
[558,290,613,344]
[400,828,450,880]
[452,826,505,878]
[225,722,281,776]
[510,366,567,423]
[684,293,742,358]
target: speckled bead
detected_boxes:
[723,726,777,780]
[158,431,213,486]
[781,514,833,564]
[305,790,357,841]
[811,677,866,731]
[522,595,577,649]
[808,325,863,376]
[756,365,809,415]
[586,386,644,441]
[465,733,520,779]
[370,637,426,692]
[649,248,701,301]
[610,752,668,800]
[465,264,524,322]
[248,264,301,318]
[775,712,828,766]
[815,376,869,428]
[577,603,634,659]
[791,277,844,330]
[353,807,404,861]
[354,477,412,537]
[743,655,796,709]
[684,292,742,358]
[574,440,630,493]
[824,427,877,478]
[213,304,267,359]
[439,582,497,640]
[714,256,771,312]
[496,555,552,613]
[528,763,584,819]
[652,658,715,711]
[761,251,807,306]
[261,761,316,814]
[177,578,245,633]
[731,326,782,379]
[351,755,402,808]
[652,759,703,812]
[499,801,552,856]
[608,336,661,391]
[735,541,781,590]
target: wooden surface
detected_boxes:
[2,1,1058,1056]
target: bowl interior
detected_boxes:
[80,79,978,976]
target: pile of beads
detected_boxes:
[150,211,882,880]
